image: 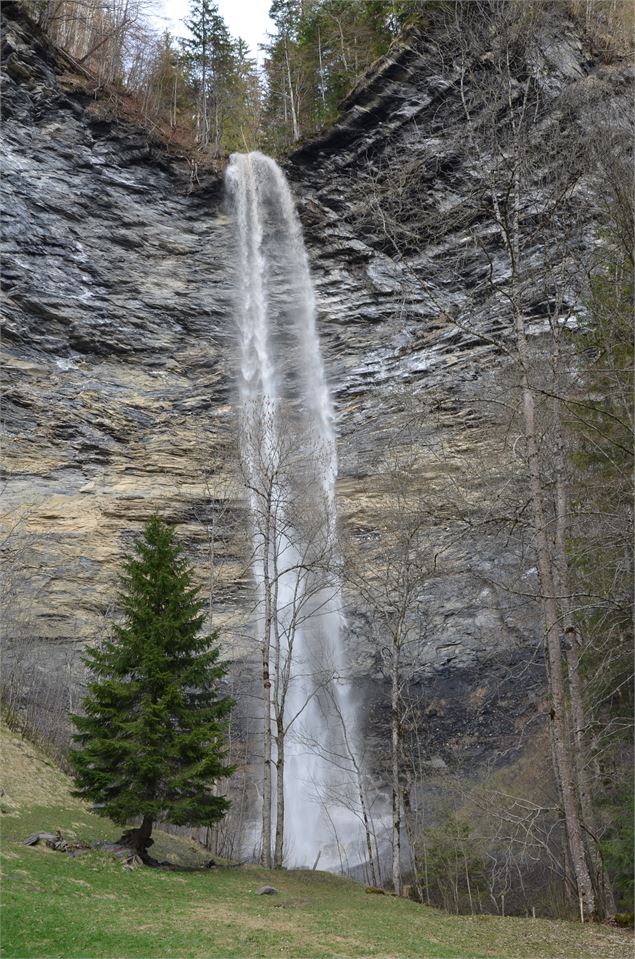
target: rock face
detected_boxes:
[282,13,632,779]
[1,4,630,793]
[2,4,241,677]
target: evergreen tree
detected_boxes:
[223,38,263,152]
[71,516,234,857]
[182,0,235,151]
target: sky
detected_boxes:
[153,0,274,62]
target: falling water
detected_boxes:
[225,152,364,870]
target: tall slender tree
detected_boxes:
[182,0,234,151]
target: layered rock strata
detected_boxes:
[2,3,630,784]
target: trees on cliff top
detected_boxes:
[23,0,633,160]
[71,516,234,857]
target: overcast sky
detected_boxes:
[153,0,274,62]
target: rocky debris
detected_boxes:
[23,830,90,856]
[23,831,60,846]
[19,816,253,873]
[256,886,279,896]
[73,837,201,869]
[92,837,162,866]
[92,839,136,859]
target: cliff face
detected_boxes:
[2,5,238,665]
[2,5,629,776]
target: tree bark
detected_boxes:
[273,713,285,867]
[261,509,274,869]
[391,625,402,895]
[285,40,300,143]
[120,814,153,857]
[514,307,596,919]
[402,778,424,903]
[552,396,616,916]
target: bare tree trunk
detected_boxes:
[484,148,597,918]
[513,305,596,919]
[391,628,401,895]
[261,516,273,869]
[285,40,300,143]
[331,689,377,885]
[120,814,153,857]
[464,847,474,916]
[402,778,424,902]
[273,713,285,867]
[214,92,221,157]
[200,39,209,149]
[552,394,616,917]
[357,772,377,887]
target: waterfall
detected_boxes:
[225,152,365,871]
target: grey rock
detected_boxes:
[23,832,59,846]
[1,2,631,821]
[256,886,279,896]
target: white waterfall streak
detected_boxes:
[226,152,364,870]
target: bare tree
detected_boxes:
[345,436,437,895]
[344,0,632,917]
[239,400,344,868]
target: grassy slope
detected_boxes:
[0,724,632,959]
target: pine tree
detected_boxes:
[71,516,234,858]
[182,0,235,151]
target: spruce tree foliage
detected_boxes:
[180,0,262,153]
[182,0,235,151]
[71,516,234,853]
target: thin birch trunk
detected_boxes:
[274,712,285,867]
[402,778,424,902]
[261,509,273,869]
[391,624,402,895]
[285,40,300,143]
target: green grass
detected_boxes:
[1,725,633,959]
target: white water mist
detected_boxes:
[226,152,364,870]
